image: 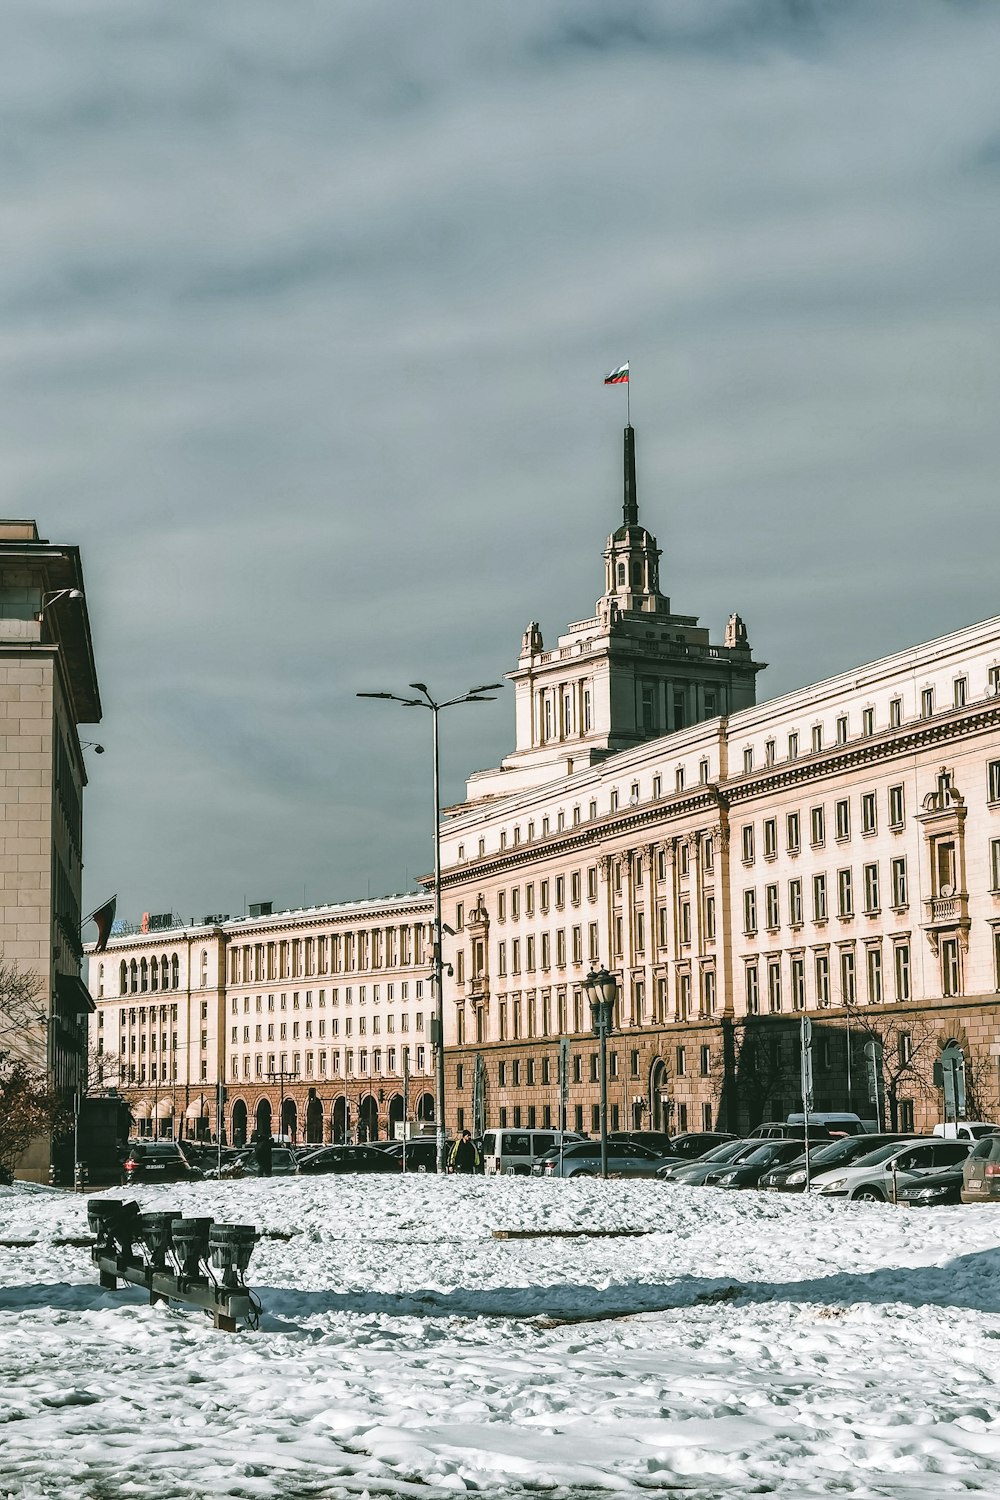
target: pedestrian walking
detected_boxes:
[448,1130,481,1175]
[252,1127,273,1178]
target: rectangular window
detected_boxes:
[765,883,779,930]
[867,946,883,1004]
[860,791,877,835]
[863,863,880,914]
[894,942,911,1001]
[889,697,902,728]
[891,856,908,908]
[704,894,716,941]
[837,869,853,918]
[743,747,754,774]
[942,938,961,997]
[788,732,799,760]
[835,799,850,841]
[921,687,934,719]
[812,874,827,922]
[763,819,777,859]
[791,955,805,1010]
[862,707,874,736]
[888,785,905,829]
[767,958,782,1013]
[836,714,848,745]
[743,889,757,935]
[811,725,823,754]
[810,806,825,846]
[989,761,1000,804]
[675,1046,686,1077]
[954,677,968,709]
[815,952,831,1007]
[786,812,800,853]
[789,878,803,926]
[700,1044,711,1076]
[991,839,1000,892]
[742,825,755,863]
[745,963,759,1015]
[702,967,716,1012]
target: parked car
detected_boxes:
[658,1138,761,1184]
[121,1141,202,1185]
[895,1164,966,1207]
[380,1139,453,1172]
[649,1131,736,1165]
[297,1144,400,1175]
[482,1129,585,1176]
[934,1122,1000,1142]
[607,1131,675,1154]
[961,1132,1000,1203]
[703,1138,807,1188]
[748,1121,839,1141]
[812,1138,972,1200]
[532,1140,669,1179]
[760,1133,916,1191]
[232,1146,300,1177]
[785,1112,869,1137]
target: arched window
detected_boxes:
[200,949,209,988]
[160,956,169,991]
[150,956,158,991]
[171,955,180,990]
[129,959,138,994]
[617,562,626,587]
[119,961,128,995]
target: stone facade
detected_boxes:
[87,893,435,1145]
[0,520,101,1181]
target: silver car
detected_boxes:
[812,1138,971,1201]
[532,1140,669,1178]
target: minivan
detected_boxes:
[481,1129,585,1176]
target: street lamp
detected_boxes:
[358,680,503,1173]
[34,587,83,623]
[585,967,619,1180]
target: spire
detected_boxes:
[623,425,638,527]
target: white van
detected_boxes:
[481,1128,585,1176]
[933,1121,999,1141]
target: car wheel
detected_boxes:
[852,1186,884,1201]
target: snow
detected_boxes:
[2,1176,1000,1497]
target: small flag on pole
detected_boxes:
[88,895,118,953]
[604,362,629,385]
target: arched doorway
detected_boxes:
[387,1092,404,1141]
[306,1094,324,1144]
[649,1059,670,1133]
[332,1096,349,1144]
[255,1097,272,1142]
[416,1092,435,1123]
[281,1098,298,1142]
[359,1094,379,1142]
[231,1098,248,1146]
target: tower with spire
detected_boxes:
[465,425,765,802]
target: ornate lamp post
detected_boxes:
[585,967,618,1179]
[358,680,502,1173]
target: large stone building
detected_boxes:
[438,430,1000,1137]
[0,520,102,1180]
[88,894,435,1145]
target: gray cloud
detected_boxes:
[1,0,998,922]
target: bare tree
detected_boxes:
[842,1003,938,1129]
[0,956,65,1170]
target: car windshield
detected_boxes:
[852,1140,921,1167]
[743,1142,791,1165]
[697,1140,748,1164]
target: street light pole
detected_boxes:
[358,679,503,1173]
[585,967,618,1181]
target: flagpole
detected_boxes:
[626,362,630,426]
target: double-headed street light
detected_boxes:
[358,680,503,1174]
[585,967,619,1180]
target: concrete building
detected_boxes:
[88,893,435,1145]
[439,433,1000,1138]
[0,520,101,1180]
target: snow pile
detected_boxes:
[2,1176,1000,1497]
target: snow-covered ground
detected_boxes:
[2,1177,1000,1498]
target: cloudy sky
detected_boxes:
[3,0,999,925]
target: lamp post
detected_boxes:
[585,967,618,1180]
[358,680,503,1173]
[34,587,83,623]
[265,1067,300,1142]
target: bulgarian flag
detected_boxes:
[604,362,629,385]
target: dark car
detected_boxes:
[658,1138,760,1184]
[760,1134,917,1191]
[233,1145,300,1177]
[896,1164,965,1207]
[297,1144,400,1175]
[608,1131,675,1155]
[122,1141,202,1185]
[380,1139,453,1172]
[961,1132,1000,1203]
[703,1138,806,1188]
[654,1131,737,1165]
